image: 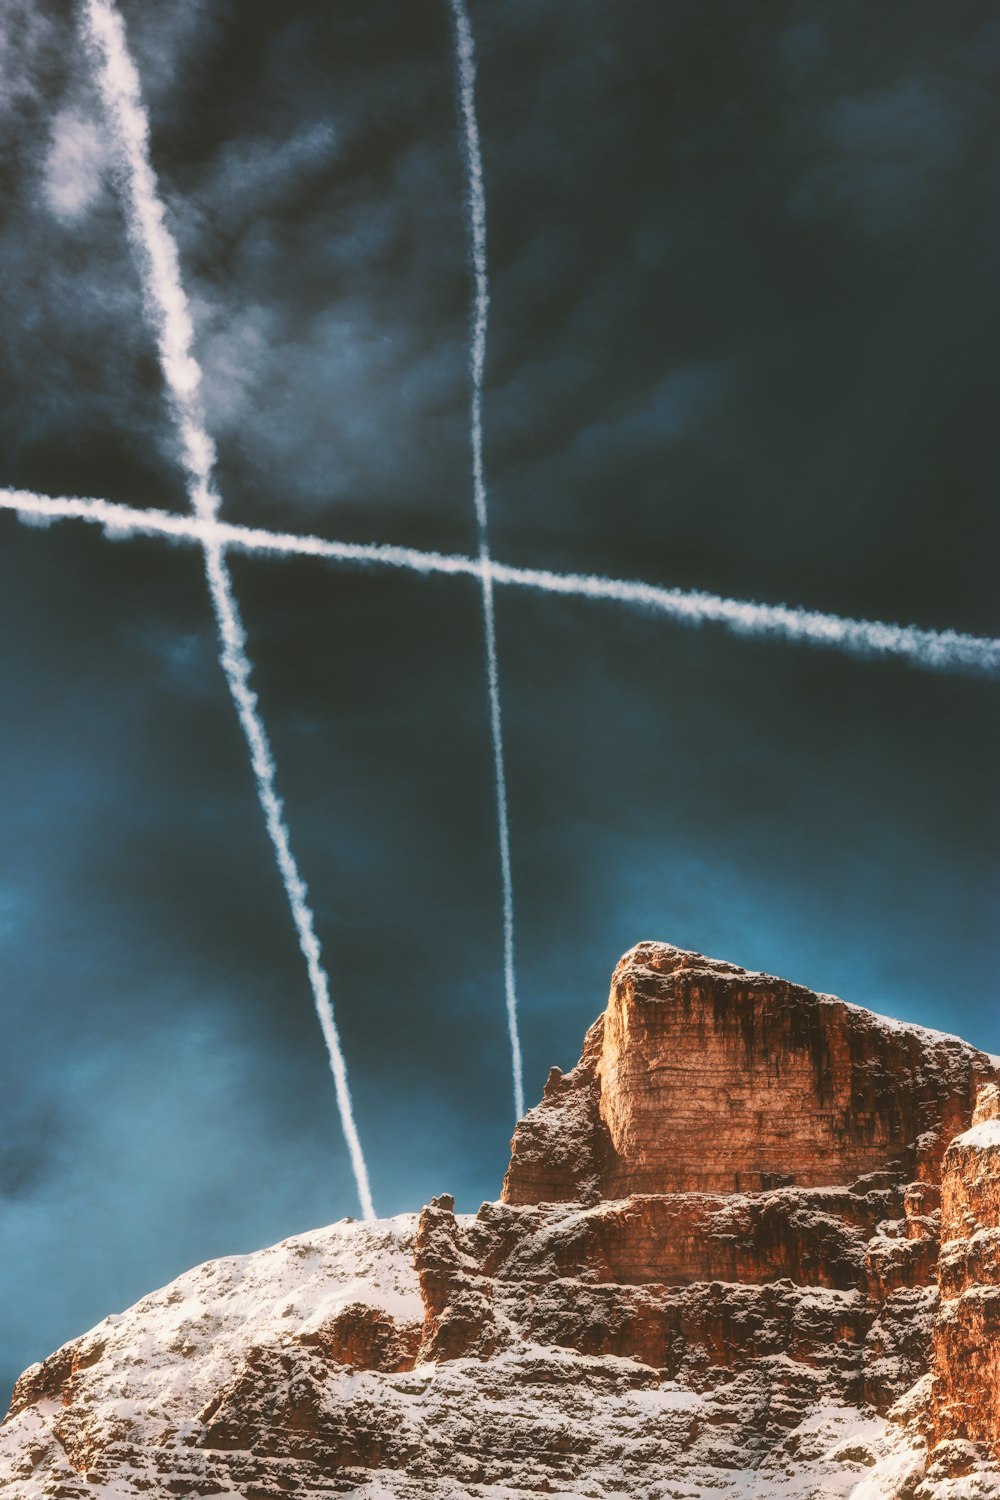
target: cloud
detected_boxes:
[197,296,468,523]
[0,999,354,1401]
[0,0,57,126]
[42,107,111,220]
[789,81,963,236]
[130,622,218,698]
[190,122,341,237]
[116,0,221,110]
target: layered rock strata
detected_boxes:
[407,942,994,1447]
[928,1082,1000,1466]
[504,943,993,1203]
[2,941,998,1499]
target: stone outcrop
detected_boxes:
[492,942,997,1428]
[928,1082,1000,1466]
[2,941,998,1499]
[504,944,995,1203]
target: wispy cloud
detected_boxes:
[42,107,111,221]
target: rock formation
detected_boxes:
[2,941,998,1499]
[927,1081,1000,1476]
[504,944,992,1203]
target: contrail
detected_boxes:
[5,487,1000,677]
[80,0,375,1221]
[490,560,1000,677]
[449,0,524,1121]
[3,488,484,580]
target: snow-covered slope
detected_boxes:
[0,1214,937,1499]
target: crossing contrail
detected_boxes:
[6,487,999,678]
[80,0,376,1221]
[449,0,524,1121]
[5,488,484,580]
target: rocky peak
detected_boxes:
[504,941,996,1205]
[3,941,998,1499]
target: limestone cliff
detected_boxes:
[504,943,994,1203]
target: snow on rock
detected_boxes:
[1,1216,423,1495]
[954,1120,1000,1151]
[928,1084,1000,1474]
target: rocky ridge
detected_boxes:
[2,941,998,1498]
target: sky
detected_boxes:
[1,0,998,1405]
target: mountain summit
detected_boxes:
[3,942,999,1498]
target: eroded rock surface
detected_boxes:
[504,944,995,1203]
[2,941,998,1499]
[928,1082,1000,1467]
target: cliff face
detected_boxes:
[2,941,998,1500]
[504,944,994,1203]
[929,1082,1000,1469]
[451,944,996,1480]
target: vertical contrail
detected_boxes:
[448,0,525,1121]
[80,0,376,1220]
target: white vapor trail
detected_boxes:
[80,0,376,1221]
[491,560,1000,676]
[449,0,524,1122]
[5,487,1000,677]
[4,490,485,579]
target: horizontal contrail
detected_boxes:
[5,488,484,577]
[492,559,1000,677]
[4,487,999,677]
[81,0,376,1222]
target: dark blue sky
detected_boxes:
[1,0,998,1405]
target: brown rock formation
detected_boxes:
[3,940,998,1499]
[504,944,995,1204]
[412,943,996,1438]
[929,1082,1000,1464]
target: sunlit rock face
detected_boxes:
[503,943,995,1204]
[3,942,999,1499]
[475,943,994,1424]
[929,1082,1000,1468]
